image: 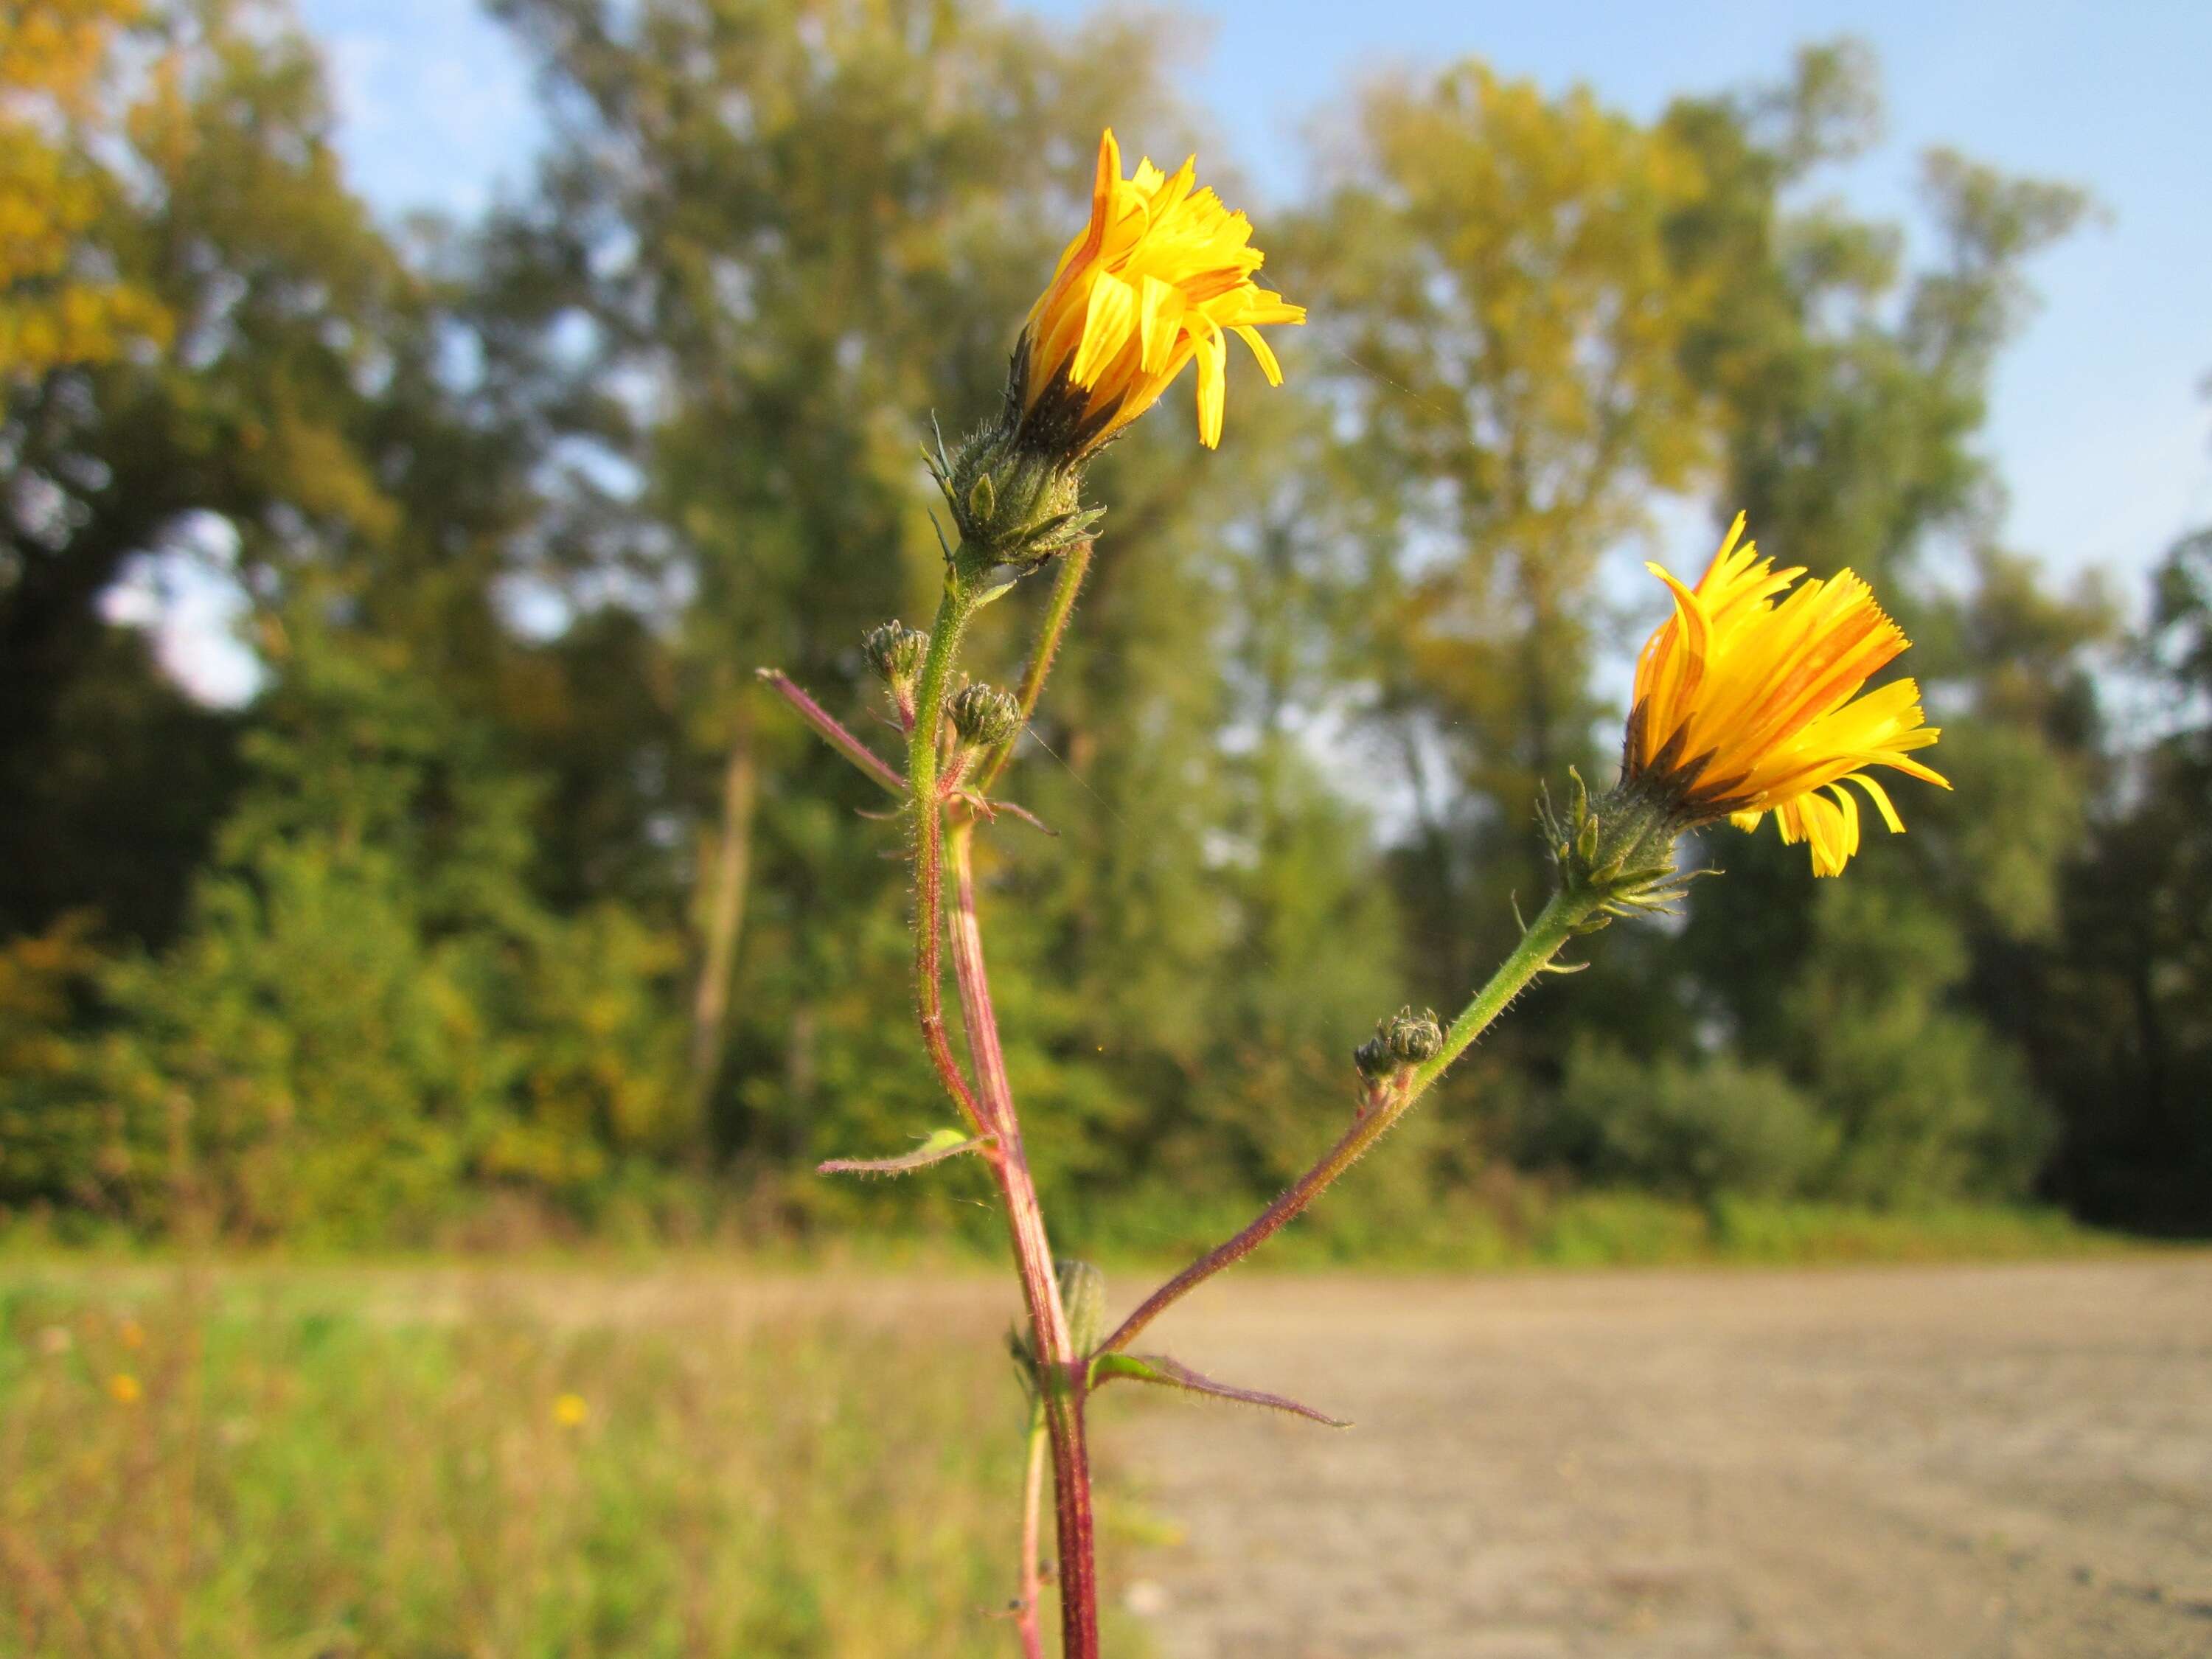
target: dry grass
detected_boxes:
[0,1262,1053,1658]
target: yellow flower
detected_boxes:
[552,1392,589,1427]
[1018,129,1303,455]
[1624,513,1949,877]
[107,1372,142,1405]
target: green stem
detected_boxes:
[978,540,1092,794]
[906,574,988,1134]
[1406,889,1593,1095]
[1014,1405,1048,1659]
[1102,888,1599,1356]
[909,565,1099,1659]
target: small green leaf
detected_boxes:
[817,1129,993,1178]
[1057,1260,1106,1356]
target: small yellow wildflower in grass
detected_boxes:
[107,1372,142,1405]
[1624,513,1949,877]
[552,1391,588,1427]
[1018,128,1304,455]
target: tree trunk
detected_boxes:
[687,703,759,1152]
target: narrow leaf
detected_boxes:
[818,1130,994,1178]
[1091,1352,1349,1428]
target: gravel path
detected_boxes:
[1105,1258,2212,1659]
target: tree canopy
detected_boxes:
[1,0,2197,1244]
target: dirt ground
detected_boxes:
[1102,1257,2212,1659]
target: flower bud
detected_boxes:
[861,620,927,690]
[1354,1006,1443,1082]
[948,681,1022,751]
[1384,1007,1443,1065]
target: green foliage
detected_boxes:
[77,616,689,1239]
[1783,883,2051,1204]
[0,1271,1039,1656]
[0,2,2193,1247]
[1530,1043,1831,1208]
[2033,520,2212,1228]
[0,918,119,1209]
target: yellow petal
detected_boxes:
[1071,270,1136,388]
[1138,274,1183,374]
[1234,324,1282,386]
[1192,322,1226,448]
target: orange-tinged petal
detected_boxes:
[1071,270,1136,388]
[1017,129,1301,456]
[1624,515,1945,876]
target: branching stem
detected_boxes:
[911,566,1099,1659]
[1102,888,1599,1356]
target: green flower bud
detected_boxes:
[948,681,1022,751]
[1354,1007,1443,1082]
[1385,1007,1443,1066]
[861,620,927,690]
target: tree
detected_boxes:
[0,0,168,384]
[1663,44,2098,1202]
[2039,478,2212,1228]
[1,0,525,949]
[476,0,1212,1183]
[1296,63,1716,1009]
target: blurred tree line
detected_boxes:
[1,0,2203,1245]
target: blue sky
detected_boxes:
[301,0,2209,597]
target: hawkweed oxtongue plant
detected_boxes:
[760,129,1946,1656]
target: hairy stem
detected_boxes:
[947,818,1096,1658]
[911,568,1098,1658]
[757,668,905,795]
[1102,888,1598,1356]
[906,579,990,1135]
[1015,1408,1048,1659]
[978,540,1092,794]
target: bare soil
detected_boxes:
[1102,1257,2212,1659]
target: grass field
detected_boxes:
[0,1263,1072,1658]
[0,1201,2139,1658]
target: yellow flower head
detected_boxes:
[1624,514,1949,877]
[1018,129,1304,456]
[108,1372,142,1405]
[552,1391,589,1428]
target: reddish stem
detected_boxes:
[1040,1378,1099,1657]
[1100,1110,1377,1356]
[756,668,905,795]
[1103,890,1596,1357]
[947,818,1098,1658]
[911,799,991,1138]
